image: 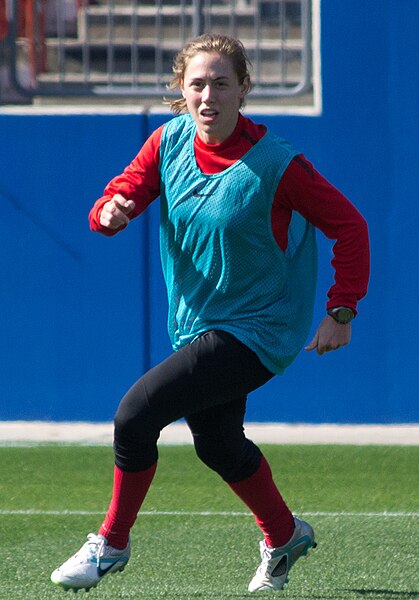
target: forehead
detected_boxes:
[183,52,237,80]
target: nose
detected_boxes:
[201,84,214,104]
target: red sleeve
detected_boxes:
[88,125,163,235]
[273,155,370,312]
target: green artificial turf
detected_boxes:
[0,445,418,599]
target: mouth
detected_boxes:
[200,108,218,120]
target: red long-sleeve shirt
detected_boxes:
[89,114,370,312]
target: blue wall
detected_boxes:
[0,113,150,420]
[1,0,418,423]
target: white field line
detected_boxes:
[0,509,417,518]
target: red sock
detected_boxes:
[227,455,295,548]
[99,462,157,549]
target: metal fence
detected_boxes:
[4,0,313,100]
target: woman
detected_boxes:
[51,34,369,593]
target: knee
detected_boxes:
[193,434,262,482]
[113,406,140,440]
[113,384,158,443]
[113,410,158,472]
[113,391,159,472]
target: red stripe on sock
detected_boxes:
[99,462,157,549]
[227,455,294,548]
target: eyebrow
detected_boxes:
[188,76,230,82]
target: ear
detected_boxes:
[180,80,186,98]
[239,75,251,98]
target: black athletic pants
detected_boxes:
[114,330,274,482]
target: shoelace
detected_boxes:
[79,533,106,565]
[256,543,275,572]
[262,542,275,562]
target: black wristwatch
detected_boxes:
[327,306,355,324]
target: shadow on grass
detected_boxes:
[153,594,342,599]
[178,593,419,600]
[162,592,419,600]
[345,590,419,598]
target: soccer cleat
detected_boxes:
[51,533,130,592]
[248,517,316,592]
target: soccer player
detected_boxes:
[51,34,369,593]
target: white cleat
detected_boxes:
[51,533,130,592]
[248,517,316,592]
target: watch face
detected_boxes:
[335,308,354,324]
[328,307,355,324]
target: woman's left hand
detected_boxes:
[304,316,351,355]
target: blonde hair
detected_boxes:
[165,33,252,114]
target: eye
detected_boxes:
[190,81,205,90]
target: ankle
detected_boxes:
[98,526,128,550]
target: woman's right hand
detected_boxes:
[99,194,136,229]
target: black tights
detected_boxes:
[113,330,274,482]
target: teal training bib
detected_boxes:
[159,114,317,374]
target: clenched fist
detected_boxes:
[99,194,136,229]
